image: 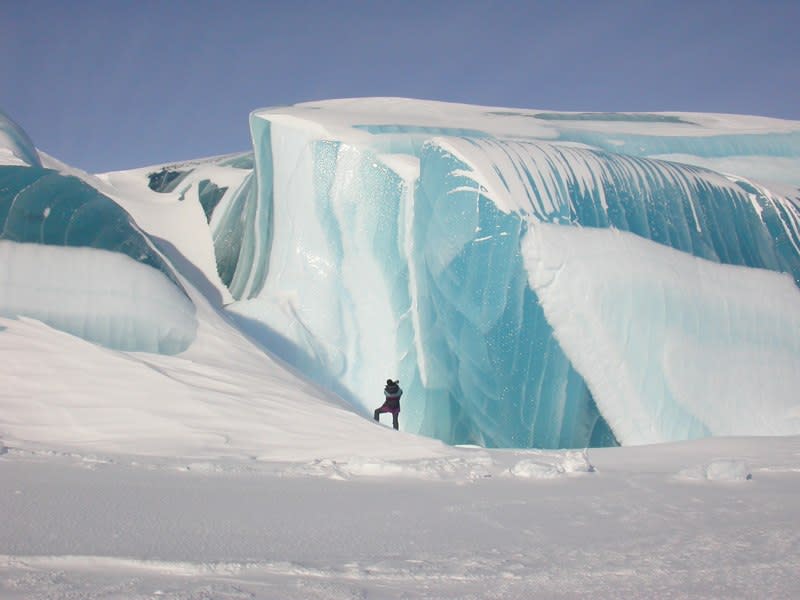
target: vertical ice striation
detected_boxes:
[227,115,417,415]
[523,222,800,443]
[434,137,800,283]
[414,135,800,444]
[230,99,800,449]
[5,99,799,448]
[411,141,616,447]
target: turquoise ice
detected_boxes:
[4,98,800,449]
[229,100,800,448]
[0,161,197,353]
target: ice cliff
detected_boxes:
[2,99,800,448]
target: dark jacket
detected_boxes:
[383,382,402,411]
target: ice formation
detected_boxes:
[523,223,800,444]
[2,98,800,448]
[224,100,800,448]
[0,110,41,167]
[0,161,196,353]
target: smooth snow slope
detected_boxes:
[0,298,447,463]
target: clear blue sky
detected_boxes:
[2,0,798,173]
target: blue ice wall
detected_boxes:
[212,171,257,291]
[234,119,619,447]
[413,143,616,447]
[409,137,800,446]
[555,129,800,161]
[204,117,273,301]
[440,138,800,283]
[234,107,800,449]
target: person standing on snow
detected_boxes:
[374,379,402,430]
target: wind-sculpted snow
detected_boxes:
[0,165,196,353]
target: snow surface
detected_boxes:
[2,430,799,598]
[2,98,800,597]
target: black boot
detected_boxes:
[374,409,380,422]
[392,414,399,430]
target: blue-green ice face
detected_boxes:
[0,165,197,354]
[0,166,179,283]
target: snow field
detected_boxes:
[1,435,799,599]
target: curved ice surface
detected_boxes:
[433,137,800,283]
[523,223,800,443]
[135,153,256,295]
[556,130,800,161]
[0,110,41,167]
[0,166,183,285]
[413,136,800,446]
[0,165,196,353]
[0,241,197,354]
[412,141,617,447]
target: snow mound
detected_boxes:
[285,453,495,481]
[677,459,753,481]
[0,242,197,353]
[507,449,595,479]
[287,448,598,481]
